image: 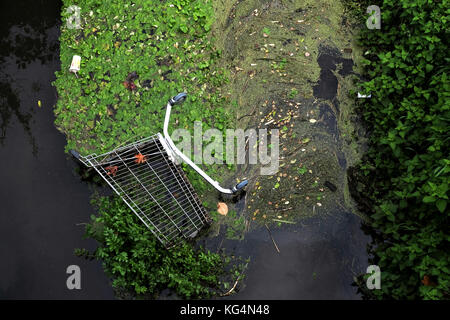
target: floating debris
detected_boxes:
[272,218,296,224]
[357,92,372,98]
[217,202,228,216]
[69,55,81,74]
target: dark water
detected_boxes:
[197,204,369,300]
[0,0,114,299]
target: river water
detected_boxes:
[0,0,113,299]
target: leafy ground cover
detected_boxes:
[54,0,232,157]
[76,196,246,298]
[347,0,450,299]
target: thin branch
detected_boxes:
[265,223,280,253]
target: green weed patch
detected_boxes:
[76,196,244,298]
[54,0,231,156]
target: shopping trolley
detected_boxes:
[71,93,248,247]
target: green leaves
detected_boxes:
[351,0,450,300]
[80,196,229,299]
[56,0,226,156]
[436,199,447,213]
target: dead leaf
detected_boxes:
[134,153,147,164]
[217,202,228,216]
[421,275,436,286]
[105,166,118,176]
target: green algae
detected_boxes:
[207,0,368,231]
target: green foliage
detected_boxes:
[80,196,229,299]
[352,0,450,299]
[288,88,298,99]
[54,0,230,155]
[209,209,246,240]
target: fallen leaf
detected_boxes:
[217,202,228,216]
[309,119,317,123]
[421,275,436,286]
[37,100,42,108]
[134,153,147,164]
[105,165,118,176]
[422,275,431,286]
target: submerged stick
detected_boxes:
[221,262,249,296]
[222,276,240,297]
[272,218,295,224]
[265,223,280,253]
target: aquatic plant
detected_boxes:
[54,0,231,157]
[77,195,236,298]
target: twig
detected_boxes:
[222,277,240,296]
[221,262,249,296]
[216,237,224,253]
[245,219,251,232]
[265,223,280,253]
[272,218,295,224]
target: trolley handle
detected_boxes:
[169,92,187,106]
[164,93,248,194]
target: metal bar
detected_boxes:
[113,150,184,239]
[154,139,207,225]
[163,101,234,194]
[132,145,199,238]
[89,158,168,245]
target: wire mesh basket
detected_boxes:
[71,93,248,247]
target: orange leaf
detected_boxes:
[217,202,228,216]
[134,153,147,164]
[105,166,118,176]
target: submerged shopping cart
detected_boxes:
[71,93,248,247]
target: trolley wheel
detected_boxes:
[170,92,187,105]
